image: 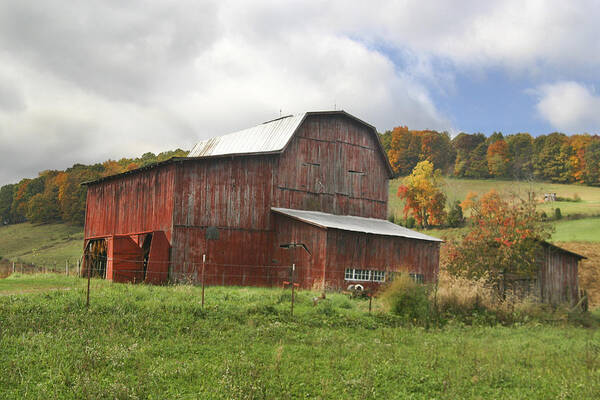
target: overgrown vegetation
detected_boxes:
[0,274,599,398]
[379,271,599,328]
[445,190,552,291]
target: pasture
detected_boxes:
[389,177,600,219]
[0,275,599,399]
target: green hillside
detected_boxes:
[390,177,600,219]
[0,222,83,267]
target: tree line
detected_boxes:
[0,149,188,226]
[380,127,600,185]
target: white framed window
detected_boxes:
[344,268,386,282]
[409,273,424,284]
[371,270,385,282]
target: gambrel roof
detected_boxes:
[189,110,393,176]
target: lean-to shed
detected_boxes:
[82,111,442,289]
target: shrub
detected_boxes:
[446,200,464,227]
[404,217,415,229]
[573,193,581,202]
[379,273,430,321]
[554,207,562,220]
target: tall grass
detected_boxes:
[379,271,599,327]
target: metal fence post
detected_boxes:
[201,254,206,308]
[291,263,296,316]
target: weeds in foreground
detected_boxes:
[379,271,600,327]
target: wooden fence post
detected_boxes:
[86,260,92,308]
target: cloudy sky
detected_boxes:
[1,0,599,186]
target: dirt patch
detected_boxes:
[555,242,600,309]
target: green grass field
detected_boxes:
[414,218,600,243]
[390,177,600,219]
[0,275,598,399]
[0,274,89,295]
[552,218,600,242]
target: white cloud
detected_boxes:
[1,0,599,184]
[535,81,600,133]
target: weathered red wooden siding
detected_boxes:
[539,246,579,305]
[325,229,439,290]
[145,231,170,284]
[274,115,389,219]
[84,165,176,241]
[272,214,439,290]
[169,156,277,283]
[272,214,328,289]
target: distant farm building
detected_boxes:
[82,111,441,289]
[508,242,585,306]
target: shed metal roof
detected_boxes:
[272,207,443,242]
[543,242,586,259]
[189,114,306,157]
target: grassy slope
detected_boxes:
[552,218,600,242]
[0,222,83,266]
[389,177,600,219]
[0,275,599,399]
[418,218,600,243]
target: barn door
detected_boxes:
[107,235,144,283]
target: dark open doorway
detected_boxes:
[84,239,107,278]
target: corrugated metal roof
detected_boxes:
[189,114,306,157]
[272,208,443,242]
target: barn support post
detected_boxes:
[201,254,206,308]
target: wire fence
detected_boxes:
[0,259,82,278]
[2,253,379,315]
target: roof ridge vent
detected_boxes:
[262,114,294,124]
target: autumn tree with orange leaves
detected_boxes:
[397,161,446,228]
[445,190,553,292]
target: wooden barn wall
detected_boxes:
[272,214,328,289]
[274,115,389,219]
[325,230,439,290]
[170,156,277,283]
[84,165,176,241]
[539,246,579,305]
[172,156,274,229]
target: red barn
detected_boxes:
[82,111,441,289]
